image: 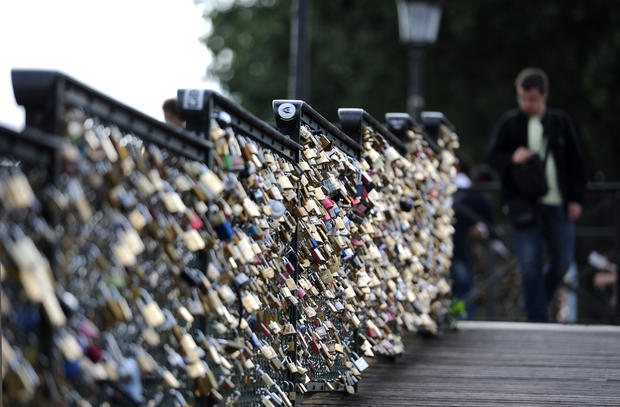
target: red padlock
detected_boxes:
[85,344,103,363]
[78,319,99,339]
[367,326,378,338]
[309,339,320,354]
[189,211,203,229]
[285,261,295,275]
[320,198,335,209]
[260,323,271,337]
[311,248,325,263]
[352,238,364,247]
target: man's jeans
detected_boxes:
[513,204,575,322]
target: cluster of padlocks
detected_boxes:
[1,70,458,406]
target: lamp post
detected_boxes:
[396,0,443,120]
[289,0,308,100]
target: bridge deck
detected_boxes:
[302,321,620,406]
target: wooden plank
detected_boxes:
[302,321,620,406]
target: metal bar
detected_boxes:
[214,92,303,151]
[338,110,405,367]
[558,281,617,323]
[575,227,618,238]
[466,182,501,193]
[385,112,441,153]
[464,181,620,324]
[271,100,302,401]
[577,197,613,223]
[274,100,362,158]
[420,111,455,132]
[338,109,407,155]
[12,69,211,163]
[288,0,308,100]
[361,111,407,154]
[465,258,518,303]
[273,100,361,396]
[0,125,63,369]
[337,108,364,148]
[586,182,620,192]
[301,107,361,157]
[467,182,620,194]
[290,128,301,404]
[407,46,425,121]
[0,125,62,170]
[452,201,501,240]
[179,90,301,162]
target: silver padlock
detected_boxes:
[351,352,368,372]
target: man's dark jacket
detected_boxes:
[486,108,587,208]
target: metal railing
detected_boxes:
[463,182,620,324]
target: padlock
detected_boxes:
[209,207,235,241]
[137,288,165,328]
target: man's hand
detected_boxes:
[470,222,490,240]
[512,147,534,164]
[567,202,582,221]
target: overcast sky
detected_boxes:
[0,0,220,130]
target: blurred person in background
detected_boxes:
[162,98,184,127]
[451,154,496,319]
[487,67,587,322]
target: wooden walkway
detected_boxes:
[302,321,620,406]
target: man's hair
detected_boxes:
[515,67,549,94]
[162,98,179,116]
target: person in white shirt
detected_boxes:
[487,67,587,322]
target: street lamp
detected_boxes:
[396,0,443,120]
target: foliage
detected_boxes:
[449,298,467,328]
[426,0,620,180]
[203,0,620,180]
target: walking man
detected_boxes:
[487,67,587,322]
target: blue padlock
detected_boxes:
[63,359,81,378]
[250,333,260,348]
[247,224,259,235]
[118,357,143,404]
[214,221,235,241]
[17,306,39,331]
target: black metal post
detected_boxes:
[408,46,425,121]
[289,0,309,100]
[272,100,303,399]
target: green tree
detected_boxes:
[205,0,408,123]
[425,0,620,181]
[203,0,620,180]
[204,0,291,121]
